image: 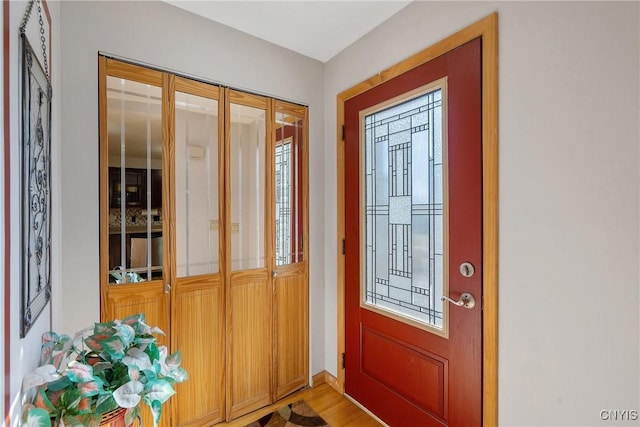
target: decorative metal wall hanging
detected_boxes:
[20,0,52,337]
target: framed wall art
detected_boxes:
[20,0,52,337]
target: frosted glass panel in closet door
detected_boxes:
[175,91,220,277]
[106,76,163,283]
[229,103,266,271]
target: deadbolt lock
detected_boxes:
[459,262,475,278]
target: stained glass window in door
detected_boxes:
[274,110,304,266]
[363,82,446,330]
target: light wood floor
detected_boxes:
[219,382,383,427]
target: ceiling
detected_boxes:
[163,1,412,63]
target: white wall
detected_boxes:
[6,1,61,425]
[324,1,639,426]
[1,3,4,420]
[58,0,326,374]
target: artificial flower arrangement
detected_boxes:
[20,313,187,427]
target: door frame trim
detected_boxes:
[335,13,498,425]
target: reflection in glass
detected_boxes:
[175,91,219,277]
[364,87,444,329]
[107,77,163,283]
[275,111,304,266]
[230,103,266,271]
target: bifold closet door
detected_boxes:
[225,90,274,420]
[101,57,309,426]
[171,77,226,426]
[99,58,171,427]
[272,101,309,400]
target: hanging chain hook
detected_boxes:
[19,0,50,81]
[37,0,49,81]
[19,0,35,35]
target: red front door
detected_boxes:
[344,38,482,426]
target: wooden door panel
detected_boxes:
[104,283,170,427]
[361,327,447,419]
[228,269,272,419]
[105,284,169,346]
[273,263,308,400]
[173,276,225,426]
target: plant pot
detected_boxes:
[100,408,127,427]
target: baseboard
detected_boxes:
[311,371,326,386]
[311,370,340,392]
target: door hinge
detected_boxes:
[342,239,345,255]
[341,125,345,141]
[341,352,345,369]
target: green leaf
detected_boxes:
[84,335,108,353]
[133,337,155,349]
[95,394,118,414]
[34,388,57,412]
[144,379,175,404]
[78,378,104,397]
[101,336,126,361]
[122,313,145,326]
[143,368,158,382]
[65,361,94,383]
[60,414,85,427]
[60,388,83,411]
[93,322,116,335]
[150,399,162,427]
[47,376,72,392]
[122,314,149,335]
[114,323,136,347]
[108,362,132,387]
[76,396,93,414]
[112,380,143,408]
[22,408,51,427]
[75,413,101,427]
[39,342,55,365]
[145,342,160,363]
[170,367,189,383]
[126,365,140,383]
[45,391,65,410]
[55,335,73,352]
[165,350,182,368]
[89,361,112,376]
[41,331,59,345]
[125,406,140,427]
[50,352,67,371]
[150,326,165,336]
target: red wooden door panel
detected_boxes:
[344,38,482,426]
